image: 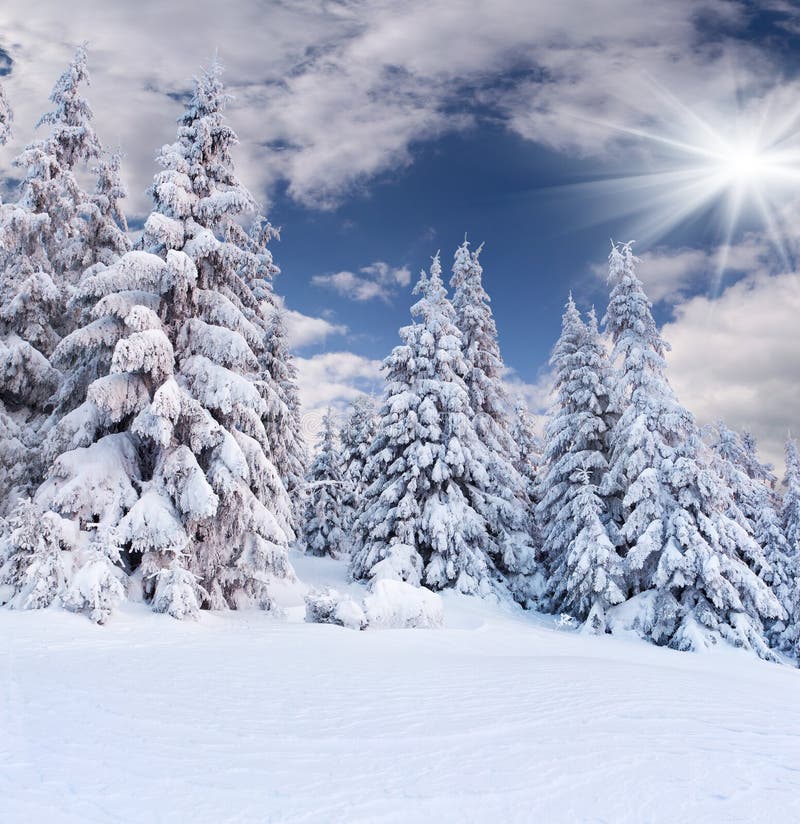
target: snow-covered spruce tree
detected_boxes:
[741,429,778,487]
[548,467,625,632]
[602,242,780,656]
[46,150,132,427]
[713,427,791,644]
[450,239,536,582]
[707,420,770,543]
[6,63,296,620]
[351,255,497,594]
[84,150,131,269]
[778,438,800,654]
[145,59,295,537]
[0,47,107,505]
[339,394,378,545]
[782,438,800,557]
[261,307,307,533]
[6,44,101,284]
[510,397,541,502]
[0,75,12,148]
[302,409,346,557]
[0,498,69,610]
[536,296,621,627]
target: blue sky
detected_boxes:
[0,0,798,465]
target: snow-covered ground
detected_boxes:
[2,552,799,824]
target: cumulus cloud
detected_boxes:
[312,261,411,302]
[663,271,800,472]
[295,350,383,442]
[592,234,774,304]
[275,301,348,350]
[0,0,786,215]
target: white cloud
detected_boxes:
[592,219,800,304]
[663,271,800,473]
[295,350,383,443]
[312,260,411,302]
[273,296,348,349]
[0,0,786,214]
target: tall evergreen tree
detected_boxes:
[45,150,131,428]
[548,467,625,632]
[741,430,777,487]
[602,242,780,657]
[5,45,101,284]
[302,409,345,557]
[536,295,621,627]
[3,63,296,620]
[0,47,105,507]
[707,421,767,540]
[0,76,12,148]
[782,438,800,556]
[449,239,536,581]
[261,307,307,534]
[509,397,541,503]
[778,438,800,655]
[715,428,790,646]
[351,255,497,594]
[339,395,378,546]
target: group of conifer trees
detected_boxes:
[0,50,797,663]
[305,243,800,661]
[0,49,307,622]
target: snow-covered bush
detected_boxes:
[305,587,367,630]
[0,499,69,610]
[61,531,126,624]
[363,579,444,629]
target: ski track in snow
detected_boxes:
[1,553,799,824]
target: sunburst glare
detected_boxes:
[559,80,800,293]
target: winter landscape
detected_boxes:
[1,3,800,823]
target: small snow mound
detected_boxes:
[364,579,444,629]
[305,587,367,630]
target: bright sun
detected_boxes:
[716,143,767,183]
[566,82,800,285]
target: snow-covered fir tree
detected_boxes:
[548,467,625,632]
[449,239,536,583]
[707,420,770,543]
[339,395,378,544]
[709,426,790,647]
[6,45,101,282]
[0,76,12,147]
[0,498,69,610]
[351,255,498,594]
[84,150,131,269]
[46,149,132,427]
[261,306,307,534]
[0,47,105,507]
[3,62,296,620]
[777,438,800,654]
[302,409,346,557]
[510,397,541,504]
[782,438,800,556]
[536,296,620,627]
[741,430,778,487]
[602,242,781,657]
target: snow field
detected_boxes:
[2,554,798,824]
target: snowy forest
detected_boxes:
[0,48,798,665]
